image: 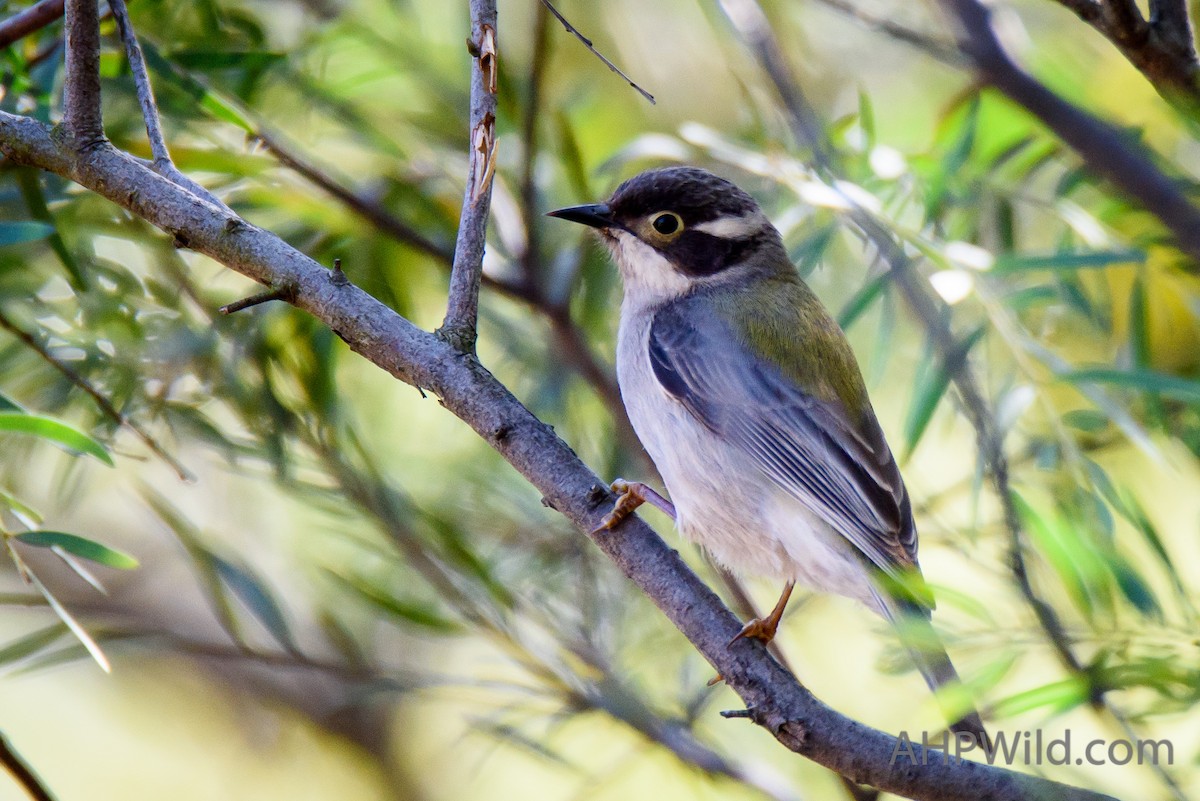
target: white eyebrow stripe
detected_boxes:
[691,212,764,240]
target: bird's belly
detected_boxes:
[617,329,876,606]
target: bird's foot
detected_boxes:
[728,615,783,646]
[592,479,675,533]
[728,581,795,647]
[709,582,797,686]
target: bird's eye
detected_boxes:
[651,212,682,236]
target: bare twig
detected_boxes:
[0,309,193,481]
[809,0,966,65]
[62,0,104,148]
[518,1,552,288]
[438,0,498,354]
[0,109,1119,800]
[218,288,290,315]
[539,0,655,104]
[0,0,65,48]
[254,129,452,265]
[107,0,228,210]
[0,730,55,801]
[716,0,832,168]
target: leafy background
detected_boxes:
[1,0,1199,799]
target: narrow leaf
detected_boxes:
[0,624,67,667]
[26,571,110,673]
[903,326,986,456]
[0,220,54,247]
[211,556,296,651]
[16,531,139,569]
[0,413,114,466]
[992,249,1143,273]
[1062,369,1200,404]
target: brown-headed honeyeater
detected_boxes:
[548,166,988,746]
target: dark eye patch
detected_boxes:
[664,230,756,277]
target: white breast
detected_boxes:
[615,300,879,608]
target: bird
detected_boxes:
[548,166,989,746]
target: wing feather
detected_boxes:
[647,299,919,580]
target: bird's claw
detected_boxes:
[591,479,676,534]
[728,615,781,647]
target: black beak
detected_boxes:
[546,203,614,229]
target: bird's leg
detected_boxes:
[729,581,795,646]
[592,479,676,532]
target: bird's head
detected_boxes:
[548,167,789,304]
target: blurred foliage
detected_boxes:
[2,0,1200,799]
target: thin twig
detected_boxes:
[0,0,64,48]
[62,0,104,148]
[0,731,55,801]
[254,128,451,265]
[438,0,498,354]
[218,288,290,314]
[0,309,193,481]
[809,0,966,65]
[717,0,833,168]
[107,0,229,210]
[518,1,552,288]
[539,0,655,104]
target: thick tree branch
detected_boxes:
[438,0,498,354]
[0,0,65,48]
[1051,0,1200,108]
[62,0,104,148]
[942,0,1200,261]
[0,109,1118,801]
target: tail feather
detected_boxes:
[908,632,992,751]
[877,592,992,751]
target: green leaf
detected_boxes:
[1015,494,1102,620]
[0,487,43,525]
[0,623,68,666]
[1061,369,1200,404]
[0,221,54,247]
[15,531,139,569]
[992,677,1089,717]
[838,271,892,329]
[1109,555,1162,620]
[211,556,296,651]
[326,570,461,632]
[0,413,114,466]
[141,42,255,132]
[15,169,85,288]
[992,249,1144,273]
[1062,409,1109,433]
[903,326,986,457]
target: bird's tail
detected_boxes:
[885,597,992,752]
